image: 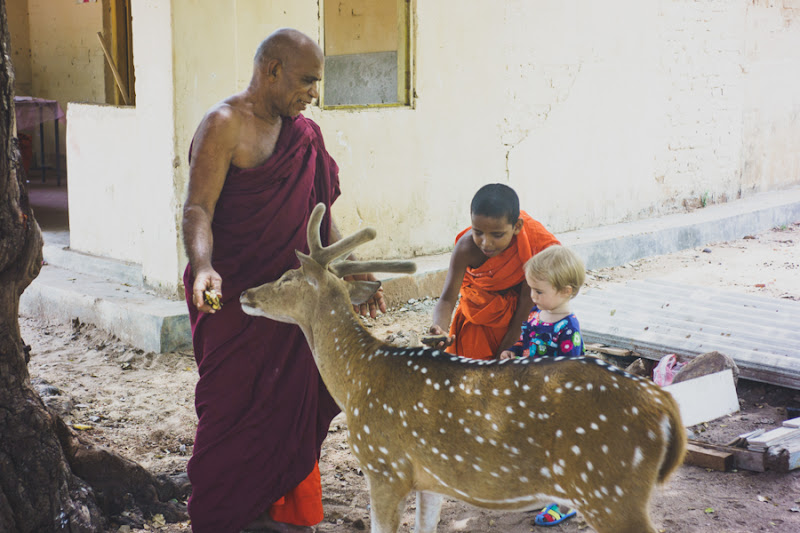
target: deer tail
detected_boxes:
[657,398,688,484]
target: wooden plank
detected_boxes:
[685,443,733,471]
[687,440,766,472]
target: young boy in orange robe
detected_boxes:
[429,183,560,360]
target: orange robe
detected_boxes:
[447,211,560,360]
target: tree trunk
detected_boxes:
[0,2,188,531]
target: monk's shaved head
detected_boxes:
[254,28,322,70]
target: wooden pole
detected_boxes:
[96,32,130,105]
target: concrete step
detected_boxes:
[20,262,191,353]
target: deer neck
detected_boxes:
[304,284,381,406]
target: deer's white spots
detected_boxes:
[552,464,564,476]
[554,484,566,494]
[454,454,464,462]
[622,425,629,432]
[565,382,573,389]
[426,378,432,386]
[330,310,335,315]
[489,438,498,445]
[421,367,428,374]
[586,461,594,471]
[440,428,446,434]
[363,425,370,434]
[556,430,563,438]
[580,472,588,483]
[605,507,612,515]
[413,365,420,371]
[407,360,413,366]
[473,464,482,471]
[506,406,514,414]
[632,447,644,467]
[522,384,531,391]
[493,389,500,396]
[420,438,427,445]
[353,443,360,454]
[464,427,472,435]
[412,430,418,437]
[540,467,551,478]
[648,430,657,440]
[601,486,609,496]
[417,350,425,356]
[602,444,609,454]
[590,423,599,430]
[540,395,548,402]
[631,406,639,415]
[378,446,389,455]
[402,420,408,427]
[555,388,563,394]
[571,445,581,456]
[519,476,529,483]
[484,413,492,421]
[368,445,375,452]
[559,459,566,467]
[599,414,608,422]
[600,385,607,392]
[615,486,624,496]
[500,466,510,473]
[490,472,500,478]
[587,383,594,390]
[476,436,485,444]
[518,400,526,407]
[433,383,441,390]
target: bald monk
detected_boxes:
[429,183,560,360]
[182,28,384,533]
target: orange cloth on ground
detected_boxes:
[269,461,323,526]
[447,211,560,360]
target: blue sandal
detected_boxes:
[534,504,576,526]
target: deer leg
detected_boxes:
[367,478,408,533]
[414,491,443,533]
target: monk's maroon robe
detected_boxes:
[183,115,341,533]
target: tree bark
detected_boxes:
[0,2,188,531]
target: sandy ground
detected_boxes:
[21,222,800,533]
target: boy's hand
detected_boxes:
[499,350,516,361]
[427,325,454,349]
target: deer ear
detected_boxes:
[296,250,326,286]
[347,280,382,306]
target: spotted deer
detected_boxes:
[240,203,687,533]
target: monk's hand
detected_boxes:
[427,325,454,349]
[499,350,516,361]
[193,267,223,314]
[347,273,386,318]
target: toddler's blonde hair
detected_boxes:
[524,245,586,298]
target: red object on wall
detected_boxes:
[18,133,33,175]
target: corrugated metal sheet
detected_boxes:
[573,279,800,390]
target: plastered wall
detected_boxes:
[7,0,32,96]
[65,0,800,295]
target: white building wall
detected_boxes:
[64,0,800,294]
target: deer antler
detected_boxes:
[307,203,417,277]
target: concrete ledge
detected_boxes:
[559,187,800,270]
[41,231,144,287]
[20,265,191,353]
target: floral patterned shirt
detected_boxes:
[507,306,583,358]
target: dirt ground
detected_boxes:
[22,222,800,533]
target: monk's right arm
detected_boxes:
[183,108,238,313]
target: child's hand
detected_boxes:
[499,350,516,361]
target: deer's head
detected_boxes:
[240,203,416,328]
